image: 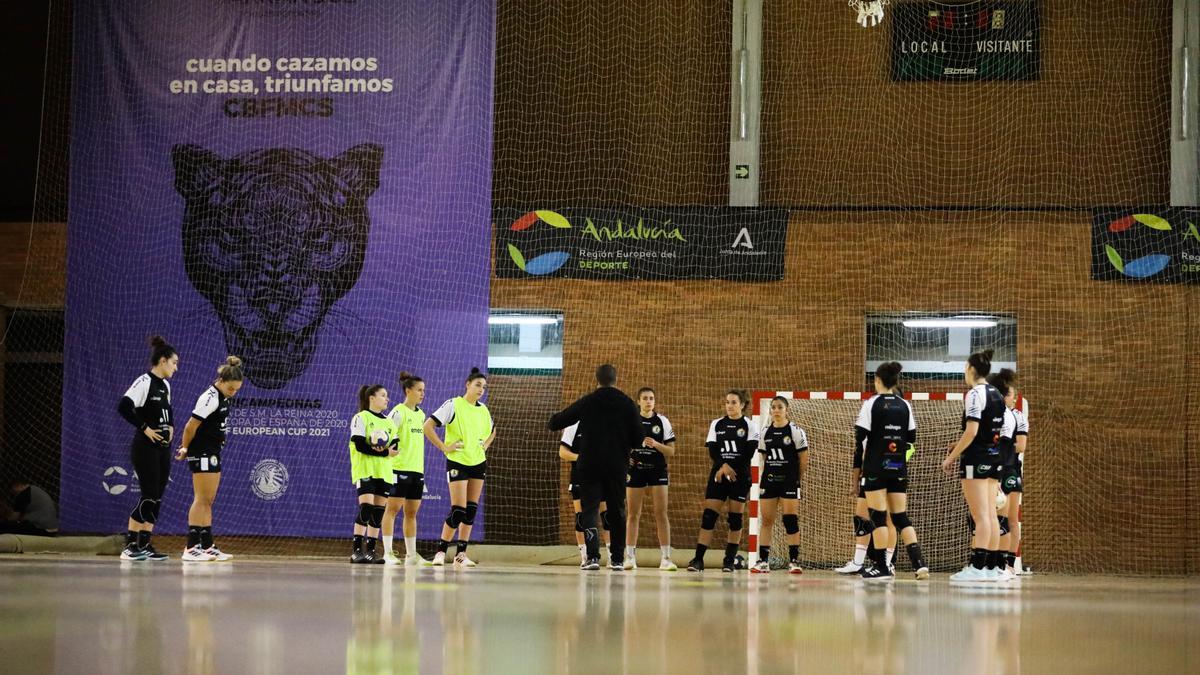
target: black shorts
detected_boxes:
[759,471,799,500]
[356,477,391,497]
[704,467,751,503]
[1000,466,1023,494]
[861,474,907,494]
[447,460,487,483]
[186,452,222,474]
[959,460,1001,480]
[390,471,425,500]
[627,463,668,488]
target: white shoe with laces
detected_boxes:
[750,560,771,574]
[384,553,403,565]
[202,547,231,562]
[406,554,431,567]
[431,551,446,566]
[834,560,863,574]
[181,546,215,562]
[950,566,987,582]
[659,558,678,571]
[454,552,477,568]
[625,556,637,570]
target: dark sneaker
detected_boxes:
[141,545,169,562]
[860,562,894,582]
[351,549,369,564]
[580,558,600,570]
[686,557,704,572]
[120,545,148,561]
[722,557,735,573]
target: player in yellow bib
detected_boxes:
[382,371,430,566]
[349,384,398,564]
[423,367,495,567]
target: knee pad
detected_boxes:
[574,512,586,533]
[869,508,888,529]
[356,503,373,527]
[727,512,744,532]
[445,506,466,529]
[130,497,156,524]
[700,508,719,531]
[600,510,610,531]
[782,514,799,535]
[369,505,386,529]
[463,501,478,526]
[891,511,912,531]
[997,515,1010,536]
[853,515,874,537]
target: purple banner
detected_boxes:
[63,1,493,538]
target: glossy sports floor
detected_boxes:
[1,557,1196,674]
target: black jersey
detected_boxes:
[962,383,1006,462]
[997,407,1029,466]
[705,416,761,472]
[119,372,173,443]
[631,413,675,468]
[190,385,231,454]
[758,422,808,475]
[855,393,916,476]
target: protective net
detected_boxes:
[6,1,1195,572]
[756,393,1024,572]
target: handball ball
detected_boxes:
[995,491,1008,511]
[370,429,391,447]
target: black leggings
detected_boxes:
[130,438,172,500]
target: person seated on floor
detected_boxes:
[1,477,59,536]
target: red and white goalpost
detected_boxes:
[748,390,1027,572]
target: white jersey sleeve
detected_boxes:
[746,417,761,442]
[705,419,719,444]
[904,398,917,431]
[791,424,809,451]
[855,396,875,431]
[349,412,365,438]
[1000,408,1017,439]
[1014,408,1029,435]
[123,374,151,408]
[431,399,456,426]
[659,414,676,442]
[964,385,986,421]
[560,423,579,448]
[191,387,220,420]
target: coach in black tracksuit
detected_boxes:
[548,364,643,568]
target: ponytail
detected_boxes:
[216,355,243,382]
[147,335,177,367]
[358,384,385,411]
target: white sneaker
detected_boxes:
[834,560,863,574]
[788,560,804,575]
[431,551,446,566]
[625,556,637,570]
[181,546,215,562]
[996,567,1016,582]
[454,552,477,568]
[914,566,930,580]
[405,554,431,567]
[950,566,987,582]
[384,553,403,566]
[659,558,678,571]
[750,560,770,574]
[202,547,231,562]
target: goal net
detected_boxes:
[750,391,1026,573]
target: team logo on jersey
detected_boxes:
[784,436,793,446]
[736,428,746,438]
[250,458,290,501]
[449,468,459,478]
[887,441,896,451]
[651,425,662,435]
[506,210,572,275]
[102,465,137,495]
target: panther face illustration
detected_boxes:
[172,144,384,389]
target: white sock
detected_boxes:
[382,534,393,556]
[627,546,636,561]
[886,548,895,566]
[579,545,587,562]
[405,536,417,557]
[853,544,867,565]
[661,545,671,559]
[606,544,611,561]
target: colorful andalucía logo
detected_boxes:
[1103,214,1173,279]
[507,210,572,275]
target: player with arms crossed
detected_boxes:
[116,335,180,561]
[750,396,809,574]
[349,384,399,563]
[382,371,430,565]
[625,387,677,571]
[176,356,244,562]
[688,389,760,573]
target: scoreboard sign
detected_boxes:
[891,1,1040,81]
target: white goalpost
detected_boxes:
[748,390,1027,573]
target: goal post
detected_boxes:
[749,390,1027,572]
